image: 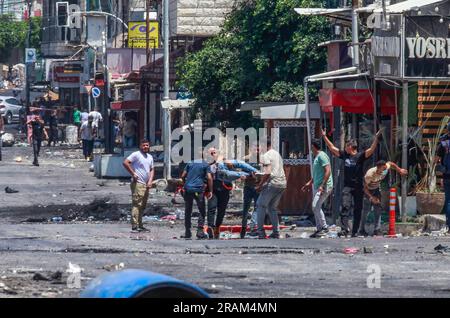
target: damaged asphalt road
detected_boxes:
[2,146,450,298]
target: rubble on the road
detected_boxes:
[1,133,15,147]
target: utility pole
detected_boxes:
[162,0,171,179]
[25,0,32,116]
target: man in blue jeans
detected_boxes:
[437,122,450,233]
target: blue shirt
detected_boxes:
[184,160,211,193]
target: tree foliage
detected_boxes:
[178,0,330,126]
[0,15,42,63]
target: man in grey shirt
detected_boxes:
[254,140,287,239]
[123,139,154,232]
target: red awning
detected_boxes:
[319,88,397,115]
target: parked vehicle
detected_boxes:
[0,96,24,124]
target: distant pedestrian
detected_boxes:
[321,128,382,237]
[89,107,103,130]
[302,140,333,238]
[80,108,89,124]
[122,112,138,148]
[123,139,154,233]
[47,110,59,147]
[27,115,48,166]
[254,140,286,239]
[73,106,81,128]
[362,160,407,236]
[80,116,95,161]
[0,115,4,161]
[181,157,213,239]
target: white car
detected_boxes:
[0,96,24,124]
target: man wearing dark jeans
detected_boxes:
[27,115,47,166]
[181,159,213,239]
[207,148,255,239]
[437,122,450,232]
[80,116,95,161]
[321,128,382,237]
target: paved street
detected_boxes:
[1,141,450,298]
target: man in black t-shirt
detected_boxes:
[437,122,450,232]
[322,128,382,237]
[27,115,48,166]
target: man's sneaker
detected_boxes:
[33,162,39,166]
[356,231,369,237]
[196,229,208,239]
[337,230,349,238]
[257,232,267,239]
[268,232,280,239]
[240,228,246,239]
[316,228,329,237]
[138,227,150,232]
[181,231,192,240]
[246,230,259,239]
[130,228,139,233]
[310,230,320,238]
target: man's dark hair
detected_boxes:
[345,139,358,150]
[140,139,150,145]
[376,160,387,167]
[311,140,321,150]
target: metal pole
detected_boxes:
[401,81,408,222]
[304,79,314,187]
[351,1,359,71]
[163,0,170,179]
[145,0,150,64]
[25,0,32,116]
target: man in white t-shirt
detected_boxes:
[123,139,154,232]
[254,140,287,239]
[89,107,103,128]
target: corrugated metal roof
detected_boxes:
[373,0,447,13]
[294,8,352,16]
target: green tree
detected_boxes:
[0,15,42,63]
[178,0,330,126]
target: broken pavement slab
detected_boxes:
[420,214,447,232]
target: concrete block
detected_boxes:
[420,214,447,232]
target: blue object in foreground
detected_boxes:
[80,269,210,298]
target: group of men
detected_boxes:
[304,130,408,238]
[123,139,287,239]
[122,126,450,240]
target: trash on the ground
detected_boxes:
[51,217,63,222]
[175,209,185,220]
[52,194,57,197]
[13,157,22,163]
[344,248,359,255]
[22,218,47,223]
[384,245,389,249]
[66,263,83,274]
[434,244,450,253]
[161,215,177,221]
[142,215,159,222]
[363,247,373,254]
[32,273,50,281]
[300,232,308,239]
[5,187,19,194]
[1,133,15,146]
[103,263,125,271]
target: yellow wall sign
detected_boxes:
[128,21,159,48]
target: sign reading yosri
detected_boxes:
[128,21,159,49]
[405,16,450,78]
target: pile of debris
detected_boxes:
[65,197,127,221]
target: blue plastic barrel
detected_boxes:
[80,269,209,298]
